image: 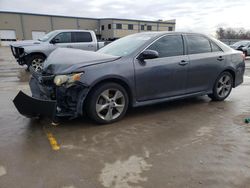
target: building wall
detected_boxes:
[0,12,176,41]
[100,19,114,40]
[22,15,52,39]
[0,12,23,40]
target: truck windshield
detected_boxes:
[38,31,60,42]
[98,33,157,56]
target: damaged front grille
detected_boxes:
[10,46,24,58]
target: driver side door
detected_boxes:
[51,32,73,49]
[134,35,189,101]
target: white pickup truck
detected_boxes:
[10,30,105,72]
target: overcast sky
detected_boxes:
[1,0,250,35]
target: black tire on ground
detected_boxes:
[208,71,233,101]
[27,54,45,72]
[86,82,129,124]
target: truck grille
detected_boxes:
[10,46,24,58]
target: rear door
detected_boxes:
[134,34,189,101]
[184,34,226,93]
[71,32,96,51]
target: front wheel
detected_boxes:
[208,72,233,101]
[86,82,129,124]
[27,54,45,72]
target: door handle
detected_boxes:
[217,56,224,61]
[88,44,94,47]
[179,60,189,66]
[67,45,73,48]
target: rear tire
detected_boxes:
[86,82,129,124]
[208,71,233,101]
[27,54,45,72]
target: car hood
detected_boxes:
[43,48,120,75]
[11,40,42,47]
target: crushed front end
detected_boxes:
[13,69,89,119]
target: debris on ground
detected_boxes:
[245,118,250,124]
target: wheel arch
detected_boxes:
[221,68,236,87]
[85,77,134,107]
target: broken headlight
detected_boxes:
[54,73,83,86]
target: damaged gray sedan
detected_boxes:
[13,32,245,124]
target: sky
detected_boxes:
[1,0,250,35]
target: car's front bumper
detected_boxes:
[13,73,89,119]
[13,91,57,118]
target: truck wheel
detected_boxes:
[208,71,233,101]
[27,54,45,72]
[86,82,129,124]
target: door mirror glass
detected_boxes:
[139,50,159,60]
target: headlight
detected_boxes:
[54,73,83,86]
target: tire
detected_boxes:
[86,82,129,124]
[27,54,45,72]
[208,71,233,101]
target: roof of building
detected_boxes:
[0,11,176,24]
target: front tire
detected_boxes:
[86,82,129,124]
[208,72,233,101]
[27,54,45,72]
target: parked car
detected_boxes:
[10,30,104,72]
[13,32,245,124]
[230,40,250,56]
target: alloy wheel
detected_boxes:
[31,58,44,72]
[96,89,125,121]
[216,74,232,98]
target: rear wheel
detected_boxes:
[208,72,233,101]
[86,82,129,124]
[27,54,45,72]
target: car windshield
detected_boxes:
[232,41,250,47]
[97,33,158,56]
[38,31,60,42]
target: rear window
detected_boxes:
[186,35,212,54]
[72,32,93,43]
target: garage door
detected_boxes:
[32,31,46,40]
[0,30,16,46]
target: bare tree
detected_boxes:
[216,27,250,39]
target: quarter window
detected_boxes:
[210,41,222,52]
[53,32,71,43]
[147,35,184,58]
[186,35,212,54]
[72,32,92,42]
[116,24,122,29]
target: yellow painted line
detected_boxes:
[46,132,60,151]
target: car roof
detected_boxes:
[53,29,93,32]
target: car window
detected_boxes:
[210,41,222,52]
[53,32,71,43]
[72,32,93,42]
[186,35,212,54]
[147,35,184,58]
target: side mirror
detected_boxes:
[50,38,59,44]
[138,50,159,60]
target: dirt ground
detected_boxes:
[0,46,250,188]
